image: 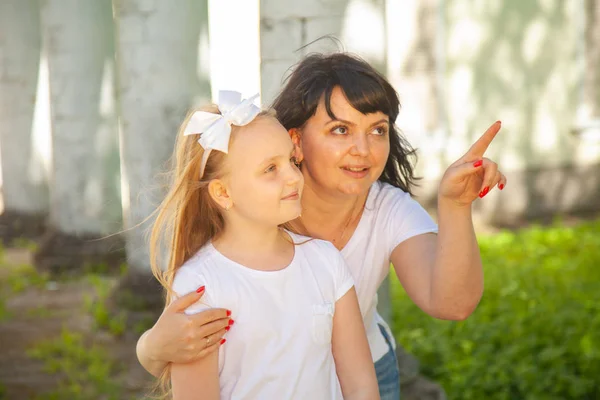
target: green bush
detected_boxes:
[391,219,600,400]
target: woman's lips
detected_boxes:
[341,166,370,178]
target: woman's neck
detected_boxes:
[295,180,370,248]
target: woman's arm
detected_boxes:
[392,122,505,320]
[137,329,168,377]
[332,287,380,400]
[391,208,482,321]
[136,289,231,377]
[171,348,220,400]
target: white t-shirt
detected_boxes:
[172,233,354,400]
[341,182,438,362]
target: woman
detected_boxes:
[136,53,505,399]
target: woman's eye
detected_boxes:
[331,126,348,135]
[290,156,299,166]
[265,164,276,173]
[372,126,388,136]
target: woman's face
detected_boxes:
[295,86,390,197]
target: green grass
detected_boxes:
[0,298,10,322]
[1,246,142,398]
[391,218,600,400]
[27,330,125,400]
[82,274,127,337]
[0,262,49,322]
[10,237,38,252]
[3,263,49,293]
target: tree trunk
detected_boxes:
[0,0,49,243]
[585,0,600,116]
[113,0,211,309]
[34,0,124,274]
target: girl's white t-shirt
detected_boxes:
[342,181,438,362]
[172,233,354,400]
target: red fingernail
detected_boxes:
[225,326,230,331]
[220,339,226,345]
[196,286,205,293]
[499,183,504,190]
[226,310,231,317]
[473,160,483,168]
[479,187,489,198]
[229,319,235,326]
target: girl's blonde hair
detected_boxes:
[150,105,273,397]
[150,106,274,299]
[150,104,225,300]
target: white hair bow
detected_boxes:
[183,90,260,177]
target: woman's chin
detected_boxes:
[337,181,372,196]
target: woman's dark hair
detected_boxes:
[270,52,419,195]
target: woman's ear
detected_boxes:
[289,128,304,163]
[207,179,233,211]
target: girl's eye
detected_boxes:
[372,126,388,136]
[265,164,276,173]
[331,125,348,135]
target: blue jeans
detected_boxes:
[374,324,401,400]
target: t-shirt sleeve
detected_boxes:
[171,265,216,316]
[333,249,355,302]
[383,188,438,254]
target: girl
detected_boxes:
[150,91,379,400]
[139,54,506,400]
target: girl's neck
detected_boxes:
[213,220,293,271]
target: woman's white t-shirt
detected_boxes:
[172,233,354,400]
[342,181,438,362]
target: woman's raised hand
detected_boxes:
[438,121,506,206]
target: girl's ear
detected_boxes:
[289,128,304,163]
[207,179,233,210]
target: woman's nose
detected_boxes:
[350,133,370,157]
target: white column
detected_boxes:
[41,0,121,236]
[259,0,387,104]
[0,0,49,238]
[115,0,211,275]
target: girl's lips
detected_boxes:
[282,191,299,200]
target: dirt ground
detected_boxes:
[0,248,153,400]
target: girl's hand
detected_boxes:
[144,288,232,364]
[438,121,507,206]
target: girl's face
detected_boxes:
[222,116,304,227]
[295,86,390,197]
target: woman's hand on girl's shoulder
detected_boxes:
[144,289,232,364]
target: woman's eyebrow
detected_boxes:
[324,118,389,128]
[324,118,356,126]
[368,118,389,128]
